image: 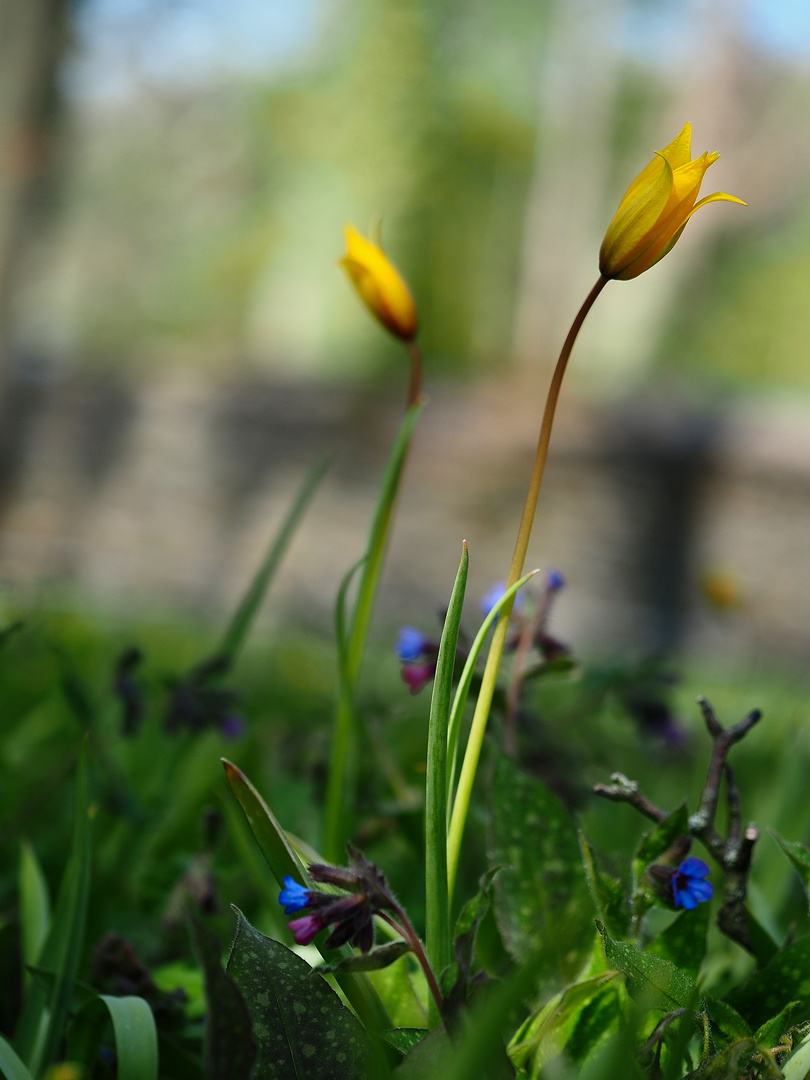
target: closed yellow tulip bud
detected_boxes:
[599,123,745,281]
[339,224,418,342]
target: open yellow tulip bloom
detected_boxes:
[599,123,745,281]
[340,225,418,342]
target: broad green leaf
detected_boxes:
[727,936,810,1029]
[222,759,308,885]
[784,1030,810,1080]
[14,739,91,1076]
[442,866,501,1013]
[317,942,412,974]
[703,994,752,1045]
[222,760,391,1034]
[67,995,158,1080]
[0,1035,34,1080]
[186,909,255,1080]
[394,1026,453,1078]
[646,901,710,980]
[754,1002,803,1053]
[579,832,629,939]
[437,952,564,1080]
[596,923,700,1012]
[217,456,329,664]
[771,830,810,916]
[425,542,468,986]
[367,960,428,1030]
[742,904,780,967]
[699,1038,759,1079]
[19,842,51,980]
[489,752,592,983]
[226,909,377,1079]
[576,1025,646,1080]
[381,1029,425,1056]
[566,985,624,1065]
[451,867,500,985]
[508,971,621,1075]
[631,804,689,893]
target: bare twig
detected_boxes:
[593,696,763,953]
[592,772,667,824]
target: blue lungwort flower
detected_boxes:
[279,875,312,914]
[395,626,428,662]
[672,857,713,910]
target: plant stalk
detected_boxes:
[446,275,607,900]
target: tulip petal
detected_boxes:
[599,155,673,276]
[340,224,418,341]
[659,122,692,170]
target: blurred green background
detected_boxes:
[4,1,810,1048]
[2,0,810,662]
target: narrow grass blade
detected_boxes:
[323,401,424,863]
[217,456,330,665]
[0,1036,34,1080]
[425,542,468,992]
[222,759,392,1036]
[336,556,367,678]
[67,995,158,1080]
[14,738,91,1076]
[445,570,538,811]
[445,571,538,903]
[19,842,51,985]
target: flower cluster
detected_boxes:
[279,846,397,952]
[395,570,569,695]
[395,626,441,694]
[163,655,245,740]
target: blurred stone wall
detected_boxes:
[0,366,808,670]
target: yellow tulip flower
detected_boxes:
[599,123,745,281]
[339,224,418,341]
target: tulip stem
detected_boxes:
[446,274,607,901]
[406,340,424,408]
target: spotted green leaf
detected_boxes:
[226,908,378,1079]
[489,752,592,984]
[727,936,810,1029]
[596,922,700,1012]
[646,900,710,979]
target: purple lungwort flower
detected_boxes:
[287,914,326,945]
[401,662,436,694]
[480,581,523,618]
[395,626,428,662]
[672,857,713,910]
[278,876,312,914]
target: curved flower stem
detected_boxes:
[446,274,607,901]
[406,340,424,409]
[380,909,444,1016]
